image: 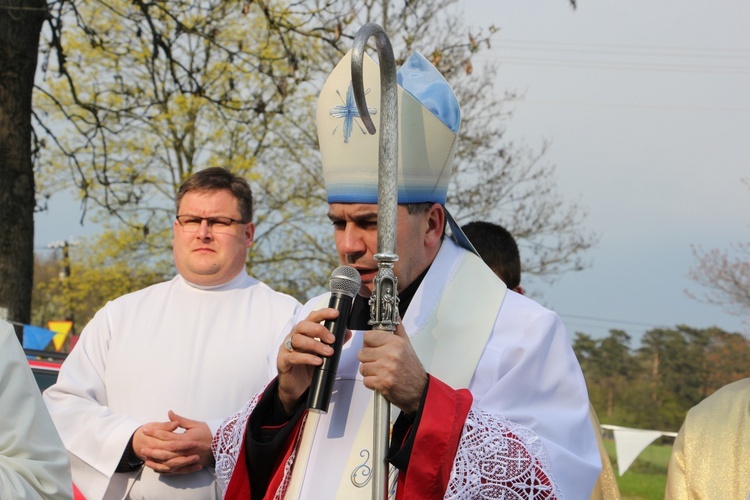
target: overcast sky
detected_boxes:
[35,0,749,344]
[457,0,750,343]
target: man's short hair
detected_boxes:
[461,221,521,289]
[404,202,432,215]
[176,167,253,222]
[405,202,447,238]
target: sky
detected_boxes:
[34,0,749,345]
[457,0,750,343]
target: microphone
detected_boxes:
[307,265,361,413]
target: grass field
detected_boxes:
[603,439,673,500]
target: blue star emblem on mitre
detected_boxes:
[330,81,377,143]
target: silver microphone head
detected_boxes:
[330,266,362,298]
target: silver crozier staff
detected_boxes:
[351,23,399,500]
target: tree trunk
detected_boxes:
[651,349,660,408]
[0,0,47,324]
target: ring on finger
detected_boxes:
[284,334,295,352]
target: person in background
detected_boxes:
[213,48,600,498]
[44,167,301,499]
[1,319,73,499]
[462,220,622,500]
[460,221,525,295]
[665,377,750,499]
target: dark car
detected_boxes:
[24,348,66,391]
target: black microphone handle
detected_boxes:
[307,292,355,413]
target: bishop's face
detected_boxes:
[327,203,441,297]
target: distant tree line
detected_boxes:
[574,326,750,432]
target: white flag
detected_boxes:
[611,426,663,476]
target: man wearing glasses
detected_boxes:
[44,167,301,499]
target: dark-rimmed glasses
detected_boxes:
[176,215,248,235]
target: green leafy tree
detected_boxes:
[635,326,750,430]
[573,330,633,422]
[33,231,170,332]
[635,328,690,429]
[35,0,337,300]
[31,251,64,328]
[703,329,750,392]
[597,330,633,419]
[576,325,750,431]
[572,332,599,373]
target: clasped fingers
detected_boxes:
[143,451,202,475]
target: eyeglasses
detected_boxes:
[176,215,248,235]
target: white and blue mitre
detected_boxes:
[316,50,478,252]
[316,50,460,205]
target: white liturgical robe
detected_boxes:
[44,270,300,500]
[215,239,601,499]
[1,320,73,500]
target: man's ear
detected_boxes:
[245,222,256,248]
[424,203,445,247]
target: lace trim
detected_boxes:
[212,388,308,499]
[214,399,562,499]
[212,390,263,494]
[445,406,562,499]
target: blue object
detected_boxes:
[397,52,461,133]
[22,325,56,350]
